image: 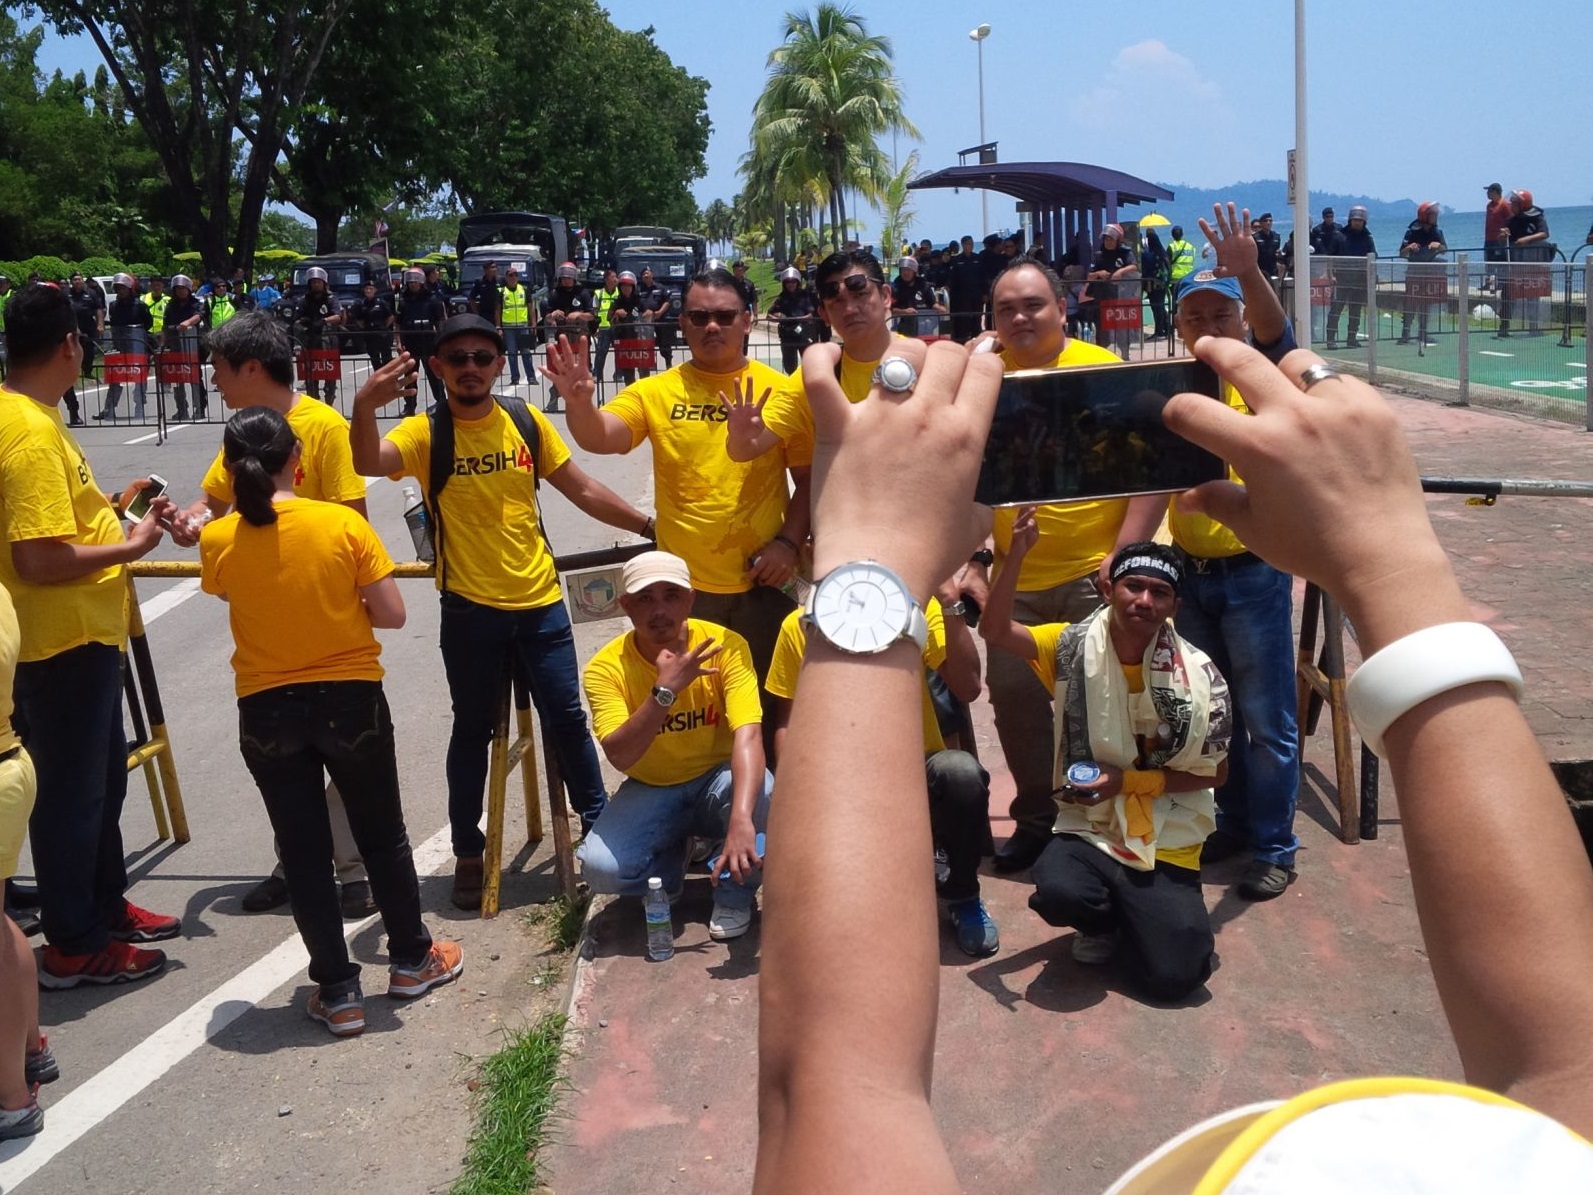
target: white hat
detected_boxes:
[621,551,692,595]
[899,255,919,272]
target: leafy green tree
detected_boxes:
[256,210,316,255]
[877,151,919,259]
[703,199,736,255]
[752,4,916,249]
[30,0,353,276]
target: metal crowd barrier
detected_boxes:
[127,540,654,916]
[1303,251,1588,428]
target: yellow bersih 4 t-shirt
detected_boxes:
[583,618,762,788]
[992,339,1132,590]
[202,395,367,507]
[606,361,811,594]
[385,403,570,610]
[200,498,394,698]
[1166,380,1249,559]
[0,386,129,662]
[765,598,950,754]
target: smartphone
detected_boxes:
[125,473,168,521]
[974,359,1225,507]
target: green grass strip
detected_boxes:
[451,1012,568,1195]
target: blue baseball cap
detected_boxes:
[1176,270,1243,303]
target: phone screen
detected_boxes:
[974,359,1226,507]
[125,474,168,522]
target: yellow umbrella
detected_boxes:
[1138,212,1172,228]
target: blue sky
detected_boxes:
[32,0,1593,240]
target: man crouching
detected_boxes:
[579,551,773,943]
[984,524,1230,1000]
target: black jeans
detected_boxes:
[14,643,129,954]
[238,681,430,993]
[927,749,991,902]
[1029,834,1213,1001]
[438,594,608,855]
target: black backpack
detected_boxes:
[426,394,550,593]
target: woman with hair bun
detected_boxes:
[199,407,462,1037]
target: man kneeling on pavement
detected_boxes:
[985,528,1231,1001]
[579,552,773,942]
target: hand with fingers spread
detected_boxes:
[1007,504,1040,560]
[654,636,723,695]
[1163,336,1457,649]
[1198,203,1260,280]
[712,819,763,888]
[801,338,1003,599]
[720,375,772,460]
[538,334,595,403]
[353,351,418,412]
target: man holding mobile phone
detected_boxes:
[1165,204,1302,901]
[0,284,182,988]
[966,257,1167,873]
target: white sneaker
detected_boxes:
[1071,930,1118,965]
[708,900,753,941]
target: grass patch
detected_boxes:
[451,1013,568,1195]
[525,892,590,953]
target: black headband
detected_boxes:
[1110,552,1181,594]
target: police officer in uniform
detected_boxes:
[636,266,676,368]
[96,273,154,420]
[498,266,534,387]
[542,261,596,412]
[766,266,820,373]
[395,268,444,414]
[295,266,344,403]
[351,279,395,370]
[162,274,207,421]
[467,260,502,325]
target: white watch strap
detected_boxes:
[903,601,928,651]
[1345,622,1523,759]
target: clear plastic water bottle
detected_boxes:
[644,876,673,961]
[400,485,434,563]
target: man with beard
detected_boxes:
[350,314,653,909]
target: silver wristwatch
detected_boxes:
[651,685,677,708]
[804,561,928,655]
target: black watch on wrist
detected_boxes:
[969,548,995,568]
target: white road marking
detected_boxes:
[1477,350,1514,358]
[0,824,456,1188]
[122,423,192,446]
[138,577,203,624]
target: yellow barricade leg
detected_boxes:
[481,678,511,919]
[125,575,191,844]
[516,704,544,844]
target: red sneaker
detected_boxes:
[110,901,181,943]
[39,940,166,989]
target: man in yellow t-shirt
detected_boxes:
[579,552,772,942]
[167,312,375,917]
[547,267,813,725]
[0,284,181,989]
[1164,216,1302,903]
[984,523,1229,1001]
[764,593,999,957]
[351,314,652,910]
[960,257,1167,873]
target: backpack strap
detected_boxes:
[425,394,553,596]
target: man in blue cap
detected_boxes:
[1166,204,1302,903]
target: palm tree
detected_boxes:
[877,150,919,258]
[753,4,917,249]
[703,199,736,255]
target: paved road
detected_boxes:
[0,398,655,1193]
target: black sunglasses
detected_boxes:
[818,273,878,301]
[440,349,499,367]
[683,308,742,328]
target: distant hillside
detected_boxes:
[1154,179,1431,224]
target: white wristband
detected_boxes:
[1345,622,1524,759]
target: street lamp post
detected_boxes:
[969,23,991,236]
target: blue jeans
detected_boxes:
[13,643,130,954]
[578,762,773,910]
[1173,554,1300,867]
[439,593,608,856]
[503,324,534,385]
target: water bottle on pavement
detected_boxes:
[400,485,434,563]
[644,877,673,961]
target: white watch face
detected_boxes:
[812,562,913,653]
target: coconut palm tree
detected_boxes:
[753,4,917,249]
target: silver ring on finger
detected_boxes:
[872,356,918,395]
[1297,363,1343,392]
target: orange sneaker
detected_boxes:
[306,988,366,1037]
[39,940,166,989]
[387,940,464,999]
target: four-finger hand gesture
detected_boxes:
[655,637,723,694]
[539,334,594,401]
[1009,505,1040,558]
[355,351,419,410]
[1198,202,1259,280]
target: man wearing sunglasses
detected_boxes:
[351,314,653,909]
[547,268,812,725]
